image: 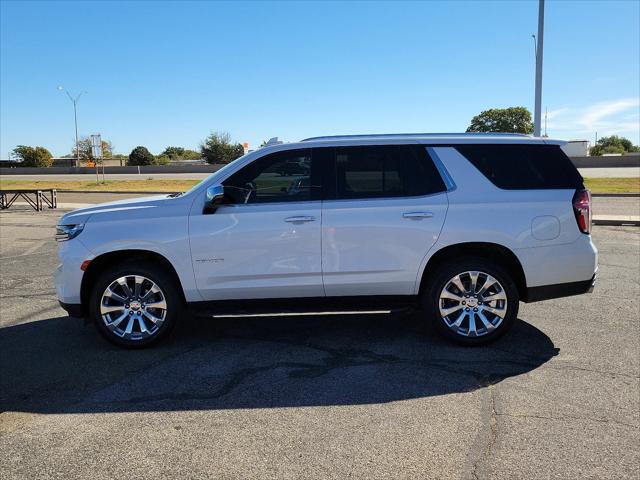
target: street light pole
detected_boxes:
[533,0,545,137]
[58,87,85,167]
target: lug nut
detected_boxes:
[462,301,466,305]
[465,308,470,311]
[473,308,478,312]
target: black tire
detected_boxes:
[421,256,519,346]
[89,261,182,348]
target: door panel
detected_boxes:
[189,147,324,301]
[322,194,447,296]
[190,202,323,300]
[321,144,448,296]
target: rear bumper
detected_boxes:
[525,273,596,303]
[59,301,84,318]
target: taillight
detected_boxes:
[572,189,591,234]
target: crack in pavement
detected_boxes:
[87,334,543,407]
[495,411,638,430]
[547,364,640,380]
[471,384,498,480]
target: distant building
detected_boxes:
[561,140,590,157]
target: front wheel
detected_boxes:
[422,257,519,345]
[89,262,181,348]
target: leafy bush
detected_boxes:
[11,145,53,167]
[155,155,171,165]
[590,135,639,156]
[200,131,245,164]
[128,146,156,166]
[160,146,201,161]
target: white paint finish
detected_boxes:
[60,194,202,302]
[412,147,596,294]
[188,197,323,300]
[54,238,95,304]
[531,216,561,240]
[514,234,598,287]
[53,134,599,310]
[428,147,581,248]
[321,194,448,296]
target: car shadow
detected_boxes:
[0,313,558,414]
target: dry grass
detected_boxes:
[583,177,640,194]
[1,177,638,194]
[0,179,200,192]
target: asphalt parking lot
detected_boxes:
[0,208,638,479]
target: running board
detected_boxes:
[186,295,419,317]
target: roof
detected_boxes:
[300,132,530,142]
[291,132,566,147]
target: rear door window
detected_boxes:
[332,145,446,199]
[455,144,583,190]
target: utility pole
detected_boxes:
[58,86,85,168]
[533,0,545,137]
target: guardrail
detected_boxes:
[0,189,57,211]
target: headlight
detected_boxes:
[55,224,84,242]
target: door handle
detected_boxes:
[284,215,316,223]
[403,211,433,219]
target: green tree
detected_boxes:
[467,107,534,134]
[200,131,245,165]
[128,146,156,166]
[155,154,171,165]
[160,146,201,161]
[590,135,639,156]
[182,149,201,160]
[160,146,185,160]
[11,145,53,167]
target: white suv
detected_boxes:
[54,133,597,347]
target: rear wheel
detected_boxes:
[422,257,519,345]
[89,262,181,348]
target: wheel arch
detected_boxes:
[80,249,186,317]
[418,242,527,301]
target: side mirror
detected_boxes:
[204,184,225,213]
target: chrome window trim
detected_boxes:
[426,146,457,192]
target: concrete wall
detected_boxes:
[0,164,225,175]
[1,155,638,175]
[570,155,639,168]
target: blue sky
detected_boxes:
[1,0,638,158]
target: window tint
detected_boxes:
[334,145,446,199]
[455,144,584,190]
[223,149,316,204]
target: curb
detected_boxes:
[592,193,640,198]
[593,218,640,226]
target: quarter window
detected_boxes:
[455,144,584,190]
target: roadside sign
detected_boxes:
[90,134,102,159]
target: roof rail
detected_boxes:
[300,132,531,142]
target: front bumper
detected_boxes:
[54,238,93,305]
[525,273,596,303]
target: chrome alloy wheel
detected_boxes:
[100,275,167,341]
[438,271,508,338]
